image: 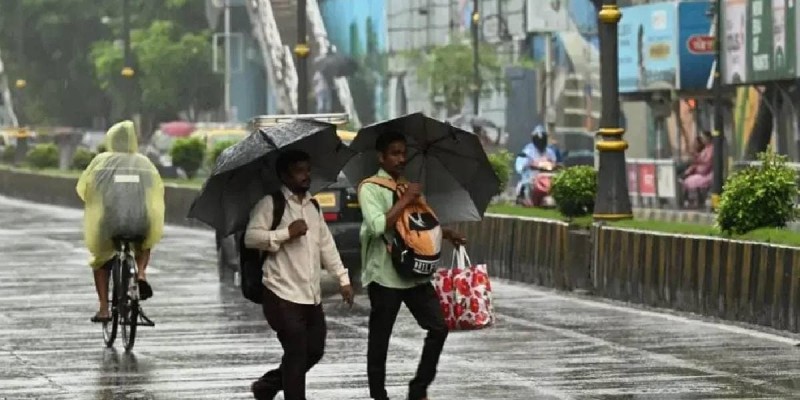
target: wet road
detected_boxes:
[3,196,800,399]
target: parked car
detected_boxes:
[216,114,364,288]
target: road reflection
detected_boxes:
[94,348,154,400]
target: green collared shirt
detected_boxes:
[358,169,431,289]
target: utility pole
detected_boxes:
[224,0,232,122]
[593,0,632,220]
[296,0,310,114]
[471,0,480,115]
[710,0,725,209]
[14,1,28,166]
[545,32,554,130]
[121,0,135,121]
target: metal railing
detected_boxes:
[305,0,361,127]
[245,0,298,113]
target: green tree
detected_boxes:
[406,39,503,116]
[0,0,110,126]
[91,20,221,137]
[0,0,217,127]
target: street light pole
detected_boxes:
[14,1,28,166]
[710,0,725,209]
[121,0,134,121]
[593,0,633,220]
[296,0,310,114]
[471,0,480,115]
[224,0,232,122]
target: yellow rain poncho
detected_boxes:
[76,120,165,269]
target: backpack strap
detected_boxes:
[359,176,401,204]
[270,191,322,231]
[270,191,286,231]
[359,176,397,192]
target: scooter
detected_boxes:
[516,159,559,208]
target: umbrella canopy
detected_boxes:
[159,121,195,137]
[315,52,359,78]
[188,119,355,235]
[344,112,501,224]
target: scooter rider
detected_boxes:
[515,125,558,205]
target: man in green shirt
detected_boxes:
[358,131,465,400]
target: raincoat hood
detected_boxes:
[106,120,139,153]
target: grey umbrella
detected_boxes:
[343,112,501,224]
[315,52,359,78]
[187,119,355,235]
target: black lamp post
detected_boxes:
[593,0,633,220]
[710,0,725,209]
[121,0,135,120]
[471,0,480,115]
[296,0,310,114]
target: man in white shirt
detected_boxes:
[245,149,354,400]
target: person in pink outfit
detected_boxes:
[681,131,714,208]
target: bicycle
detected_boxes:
[102,235,155,352]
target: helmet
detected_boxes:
[531,124,548,151]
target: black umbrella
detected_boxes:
[343,112,501,224]
[315,52,359,78]
[187,119,355,235]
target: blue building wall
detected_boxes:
[318,0,389,123]
[319,0,388,52]
[229,6,274,122]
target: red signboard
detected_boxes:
[637,163,656,196]
[687,35,715,55]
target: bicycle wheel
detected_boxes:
[124,299,139,352]
[102,260,120,347]
[120,254,138,352]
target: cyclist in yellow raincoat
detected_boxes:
[76,120,165,323]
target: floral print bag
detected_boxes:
[433,246,495,330]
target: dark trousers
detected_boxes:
[367,282,449,400]
[256,287,326,400]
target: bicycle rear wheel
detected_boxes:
[120,254,138,352]
[102,260,120,347]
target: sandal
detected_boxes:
[91,312,111,323]
[138,279,153,301]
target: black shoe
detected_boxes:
[251,380,278,400]
[138,279,153,301]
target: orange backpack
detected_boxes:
[360,176,443,278]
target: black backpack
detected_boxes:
[237,191,320,304]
